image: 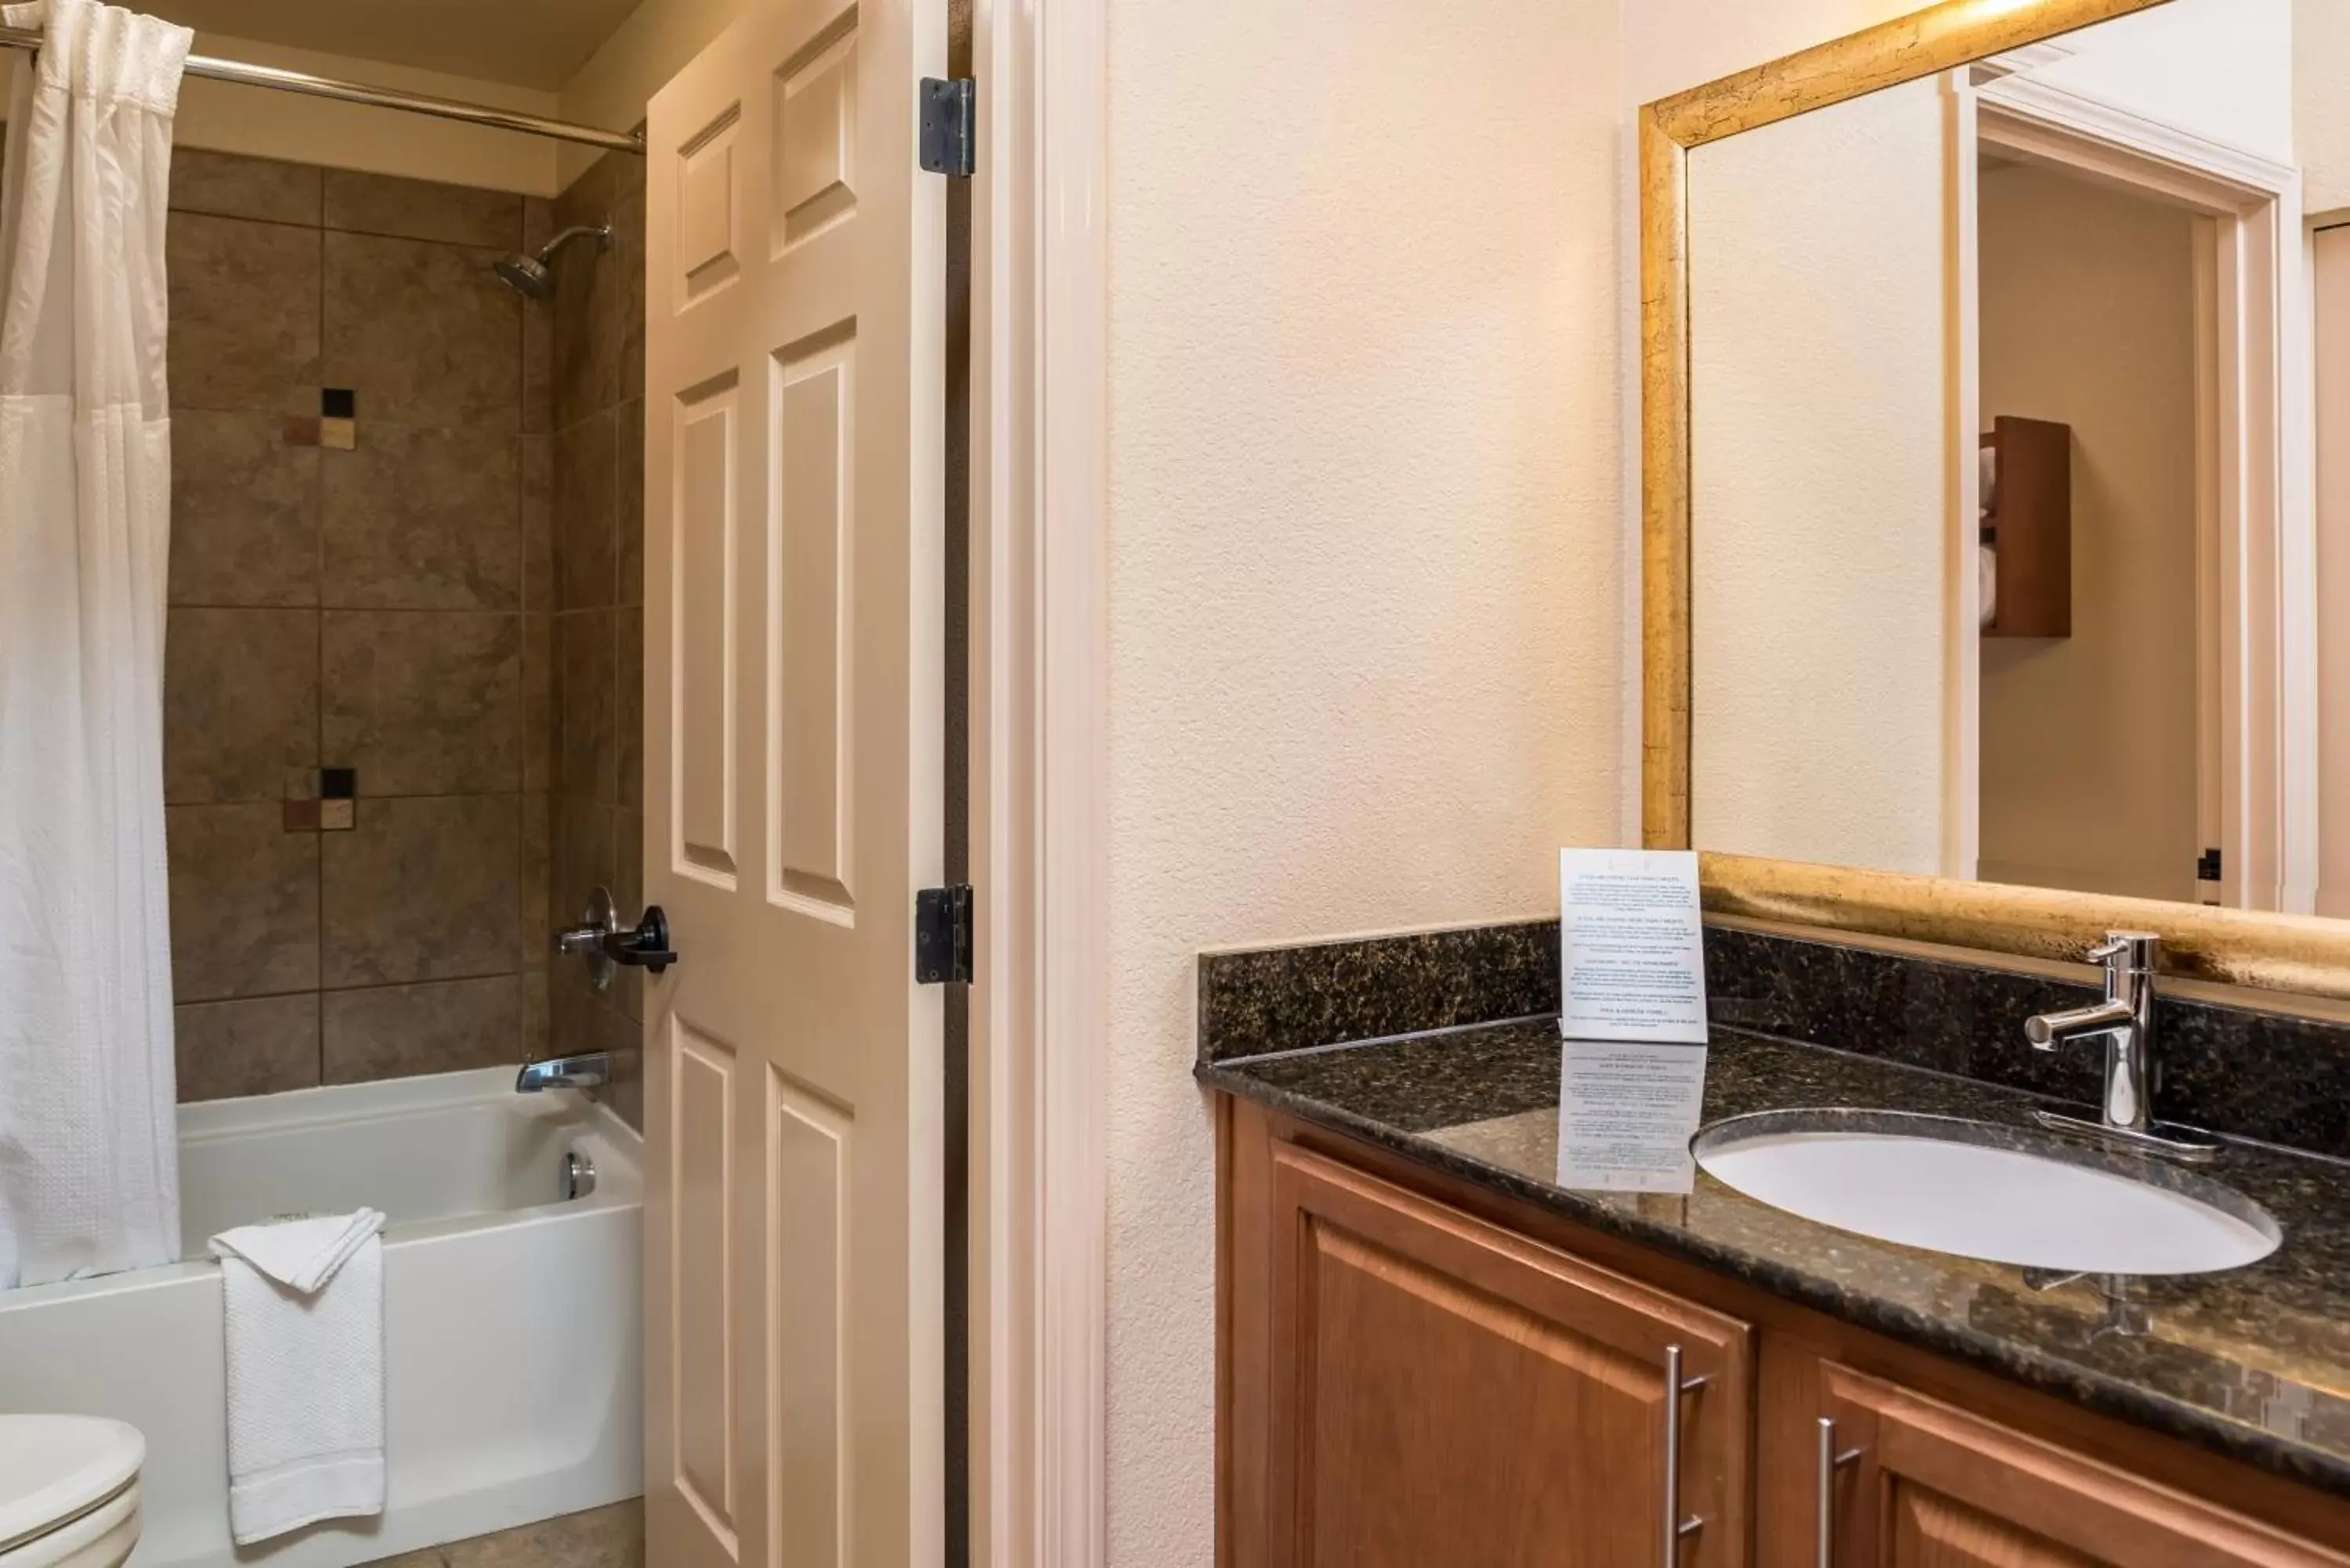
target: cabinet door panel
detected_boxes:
[1885,1488,2099,1568]
[1819,1364,2350,1568]
[1266,1144,1752,1568]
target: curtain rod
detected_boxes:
[0,25,645,154]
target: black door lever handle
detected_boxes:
[602,905,678,974]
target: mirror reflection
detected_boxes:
[1686,0,2346,916]
[1555,1040,1707,1194]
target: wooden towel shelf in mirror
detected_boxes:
[1980,416,2071,638]
[1639,0,2350,1002]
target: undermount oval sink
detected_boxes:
[1691,1109,2281,1277]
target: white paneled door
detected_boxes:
[642,0,945,1563]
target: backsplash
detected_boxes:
[162,149,552,1100]
[1198,917,2350,1159]
[1196,921,1558,1061]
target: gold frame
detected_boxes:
[1640,0,2350,1002]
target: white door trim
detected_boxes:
[969,0,1109,1559]
[1964,69,2317,912]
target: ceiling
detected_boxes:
[143,0,642,91]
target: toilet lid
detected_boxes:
[0,1418,143,1554]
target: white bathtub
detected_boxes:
[0,1068,642,1568]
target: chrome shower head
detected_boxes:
[493,251,554,300]
[490,221,612,302]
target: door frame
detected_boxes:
[967,0,1110,1561]
[1956,60,2317,911]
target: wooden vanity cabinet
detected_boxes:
[1799,1362,2347,1568]
[1220,1097,2350,1568]
[1239,1138,1752,1567]
[1231,1104,1748,1568]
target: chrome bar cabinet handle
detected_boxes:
[1816,1416,1863,1568]
[1663,1345,1708,1565]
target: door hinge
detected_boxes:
[915,883,974,984]
[919,77,976,177]
[2197,847,2224,883]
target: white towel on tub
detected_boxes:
[208,1209,389,1545]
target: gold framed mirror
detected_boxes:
[1641,0,2350,999]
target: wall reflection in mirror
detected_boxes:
[1686,0,2350,917]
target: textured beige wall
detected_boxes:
[2301,0,2350,215]
[1625,0,1928,106]
[2020,0,2290,161]
[1687,80,1952,876]
[1103,0,1625,1557]
[1976,164,2200,902]
[167,31,562,195]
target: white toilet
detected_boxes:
[0,1418,144,1568]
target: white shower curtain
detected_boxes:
[0,0,192,1287]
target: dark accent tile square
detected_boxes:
[167,803,321,1003]
[320,767,356,800]
[321,794,521,988]
[322,387,356,418]
[322,425,522,609]
[323,976,522,1082]
[164,609,320,804]
[175,994,321,1102]
[322,612,524,796]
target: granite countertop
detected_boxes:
[1199,1021,2350,1498]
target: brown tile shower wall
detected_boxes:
[544,149,648,1129]
[162,147,557,1101]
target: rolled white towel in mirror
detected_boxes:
[1979,541,1998,628]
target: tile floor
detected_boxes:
[360,1500,643,1568]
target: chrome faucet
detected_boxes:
[2026,932,2213,1162]
[515,1052,611,1093]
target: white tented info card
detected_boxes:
[1558,848,1709,1045]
